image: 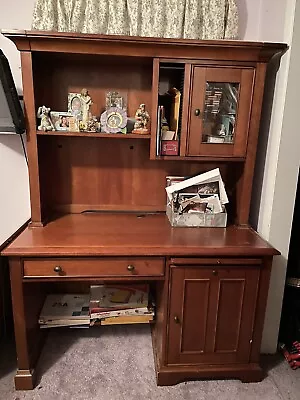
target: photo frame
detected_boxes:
[68,93,82,117]
[50,111,73,131]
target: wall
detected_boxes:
[237,0,262,40]
[239,0,298,353]
[0,0,35,90]
[0,0,34,246]
[0,135,30,245]
[256,0,299,353]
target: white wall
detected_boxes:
[239,0,291,41]
[257,0,299,353]
[0,0,34,246]
[0,135,30,245]
[239,0,298,353]
[237,0,262,40]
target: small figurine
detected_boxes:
[37,106,55,131]
[132,103,150,134]
[216,123,226,136]
[86,116,100,132]
[80,88,92,127]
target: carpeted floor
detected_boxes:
[0,325,299,400]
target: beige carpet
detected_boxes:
[0,325,299,400]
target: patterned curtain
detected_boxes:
[32,0,239,40]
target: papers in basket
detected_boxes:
[166,168,228,215]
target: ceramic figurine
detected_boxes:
[80,88,92,126]
[132,103,150,134]
[37,106,55,131]
[86,116,99,132]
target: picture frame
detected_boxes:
[68,93,82,117]
[50,111,73,131]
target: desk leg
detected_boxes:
[10,257,46,390]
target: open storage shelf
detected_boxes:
[36,131,151,139]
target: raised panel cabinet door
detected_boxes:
[187,67,255,157]
[167,265,260,365]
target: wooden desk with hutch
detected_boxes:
[1,30,287,390]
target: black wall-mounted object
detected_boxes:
[0,49,25,134]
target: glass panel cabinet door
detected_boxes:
[187,67,255,157]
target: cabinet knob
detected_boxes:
[212,270,218,276]
[127,264,135,272]
[174,316,180,324]
[194,108,201,117]
[54,265,62,273]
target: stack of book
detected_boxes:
[38,293,90,328]
[89,284,154,326]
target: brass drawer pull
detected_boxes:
[127,264,135,272]
[174,316,180,324]
[54,265,63,273]
[212,270,218,276]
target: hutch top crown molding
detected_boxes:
[3,29,287,61]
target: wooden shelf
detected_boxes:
[36,130,151,139]
[154,155,245,162]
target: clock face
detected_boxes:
[107,112,122,129]
[100,107,127,133]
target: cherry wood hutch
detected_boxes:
[1,30,287,390]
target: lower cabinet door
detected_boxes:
[167,265,260,365]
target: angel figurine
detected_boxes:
[37,106,55,131]
[132,103,150,134]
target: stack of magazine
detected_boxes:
[89,284,154,326]
[38,293,90,328]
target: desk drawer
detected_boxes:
[23,257,165,278]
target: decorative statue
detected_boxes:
[37,106,55,131]
[86,116,99,132]
[133,103,150,134]
[80,88,92,126]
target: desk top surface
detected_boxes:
[1,213,279,257]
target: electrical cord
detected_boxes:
[19,133,28,166]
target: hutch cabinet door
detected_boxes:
[167,264,260,365]
[186,67,254,157]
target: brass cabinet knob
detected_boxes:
[127,264,135,272]
[194,108,201,117]
[174,316,180,324]
[212,270,218,276]
[217,260,221,265]
[54,265,62,273]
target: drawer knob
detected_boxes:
[212,270,218,276]
[174,316,180,324]
[194,108,201,117]
[127,264,135,272]
[54,265,63,273]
